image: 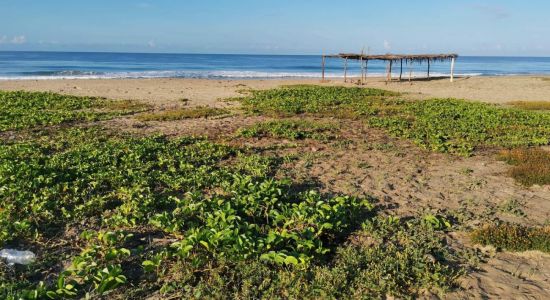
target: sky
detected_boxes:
[0,0,549,56]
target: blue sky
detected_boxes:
[0,0,549,56]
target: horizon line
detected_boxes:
[1,49,550,58]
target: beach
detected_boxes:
[4,0,550,297]
[2,75,550,299]
[2,76,550,109]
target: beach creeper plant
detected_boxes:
[0,90,468,298]
[0,128,374,298]
[238,85,550,156]
[0,90,148,132]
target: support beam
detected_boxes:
[343,58,348,83]
[399,59,403,81]
[408,60,413,84]
[321,55,326,81]
[364,60,369,84]
[387,60,393,82]
[450,57,455,82]
[360,57,364,85]
[427,60,431,79]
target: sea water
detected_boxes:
[1,51,550,80]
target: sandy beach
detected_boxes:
[2,76,550,299]
[1,76,550,109]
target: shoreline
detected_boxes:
[1,75,550,106]
[0,73,547,81]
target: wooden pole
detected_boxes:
[360,57,364,85]
[321,55,326,81]
[409,60,413,85]
[344,58,348,83]
[450,57,455,82]
[364,60,369,84]
[388,60,393,82]
[427,60,431,79]
[399,59,403,81]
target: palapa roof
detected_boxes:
[325,53,458,62]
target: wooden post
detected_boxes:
[409,60,413,85]
[427,60,431,79]
[321,55,326,81]
[399,59,403,81]
[360,56,364,85]
[364,60,369,84]
[387,60,393,82]
[450,57,455,82]
[344,58,348,83]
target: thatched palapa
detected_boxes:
[321,53,458,84]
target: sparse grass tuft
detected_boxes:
[508,101,550,111]
[237,119,339,140]
[471,224,550,253]
[498,148,550,186]
[136,106,229,121]
[98,99,151,112]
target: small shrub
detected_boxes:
[137,106,229,121]
[498,148,550,186]
[471,224,550,253]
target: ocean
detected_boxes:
[1,51,550,80]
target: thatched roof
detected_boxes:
[325,53,458,63]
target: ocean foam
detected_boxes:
[0,70,483,81]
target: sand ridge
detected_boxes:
[1,76,550,110]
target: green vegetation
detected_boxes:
[369,99,550,156]
[499,199,526,217]
[136,106,229,121]
[0,128,375,298]
[16,86,550,297]
[239,85,400,118]
[0,90,148,131]
[0,127,467,299]
[238,86,550,156]
[508,101,550,111]
[157,216,464,299]
[498,148,550,186]
[237,119,339,140]
[471,224,550,253]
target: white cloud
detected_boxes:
[383,40,391,51]
[10,35,26,44]
[147,40,156,48]
[0,35,7,44]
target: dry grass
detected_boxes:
[137,106,229,121]
[498,148,550,186]
[471,224,550,253]
[98,99,152,113]
[508,101,550,111]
